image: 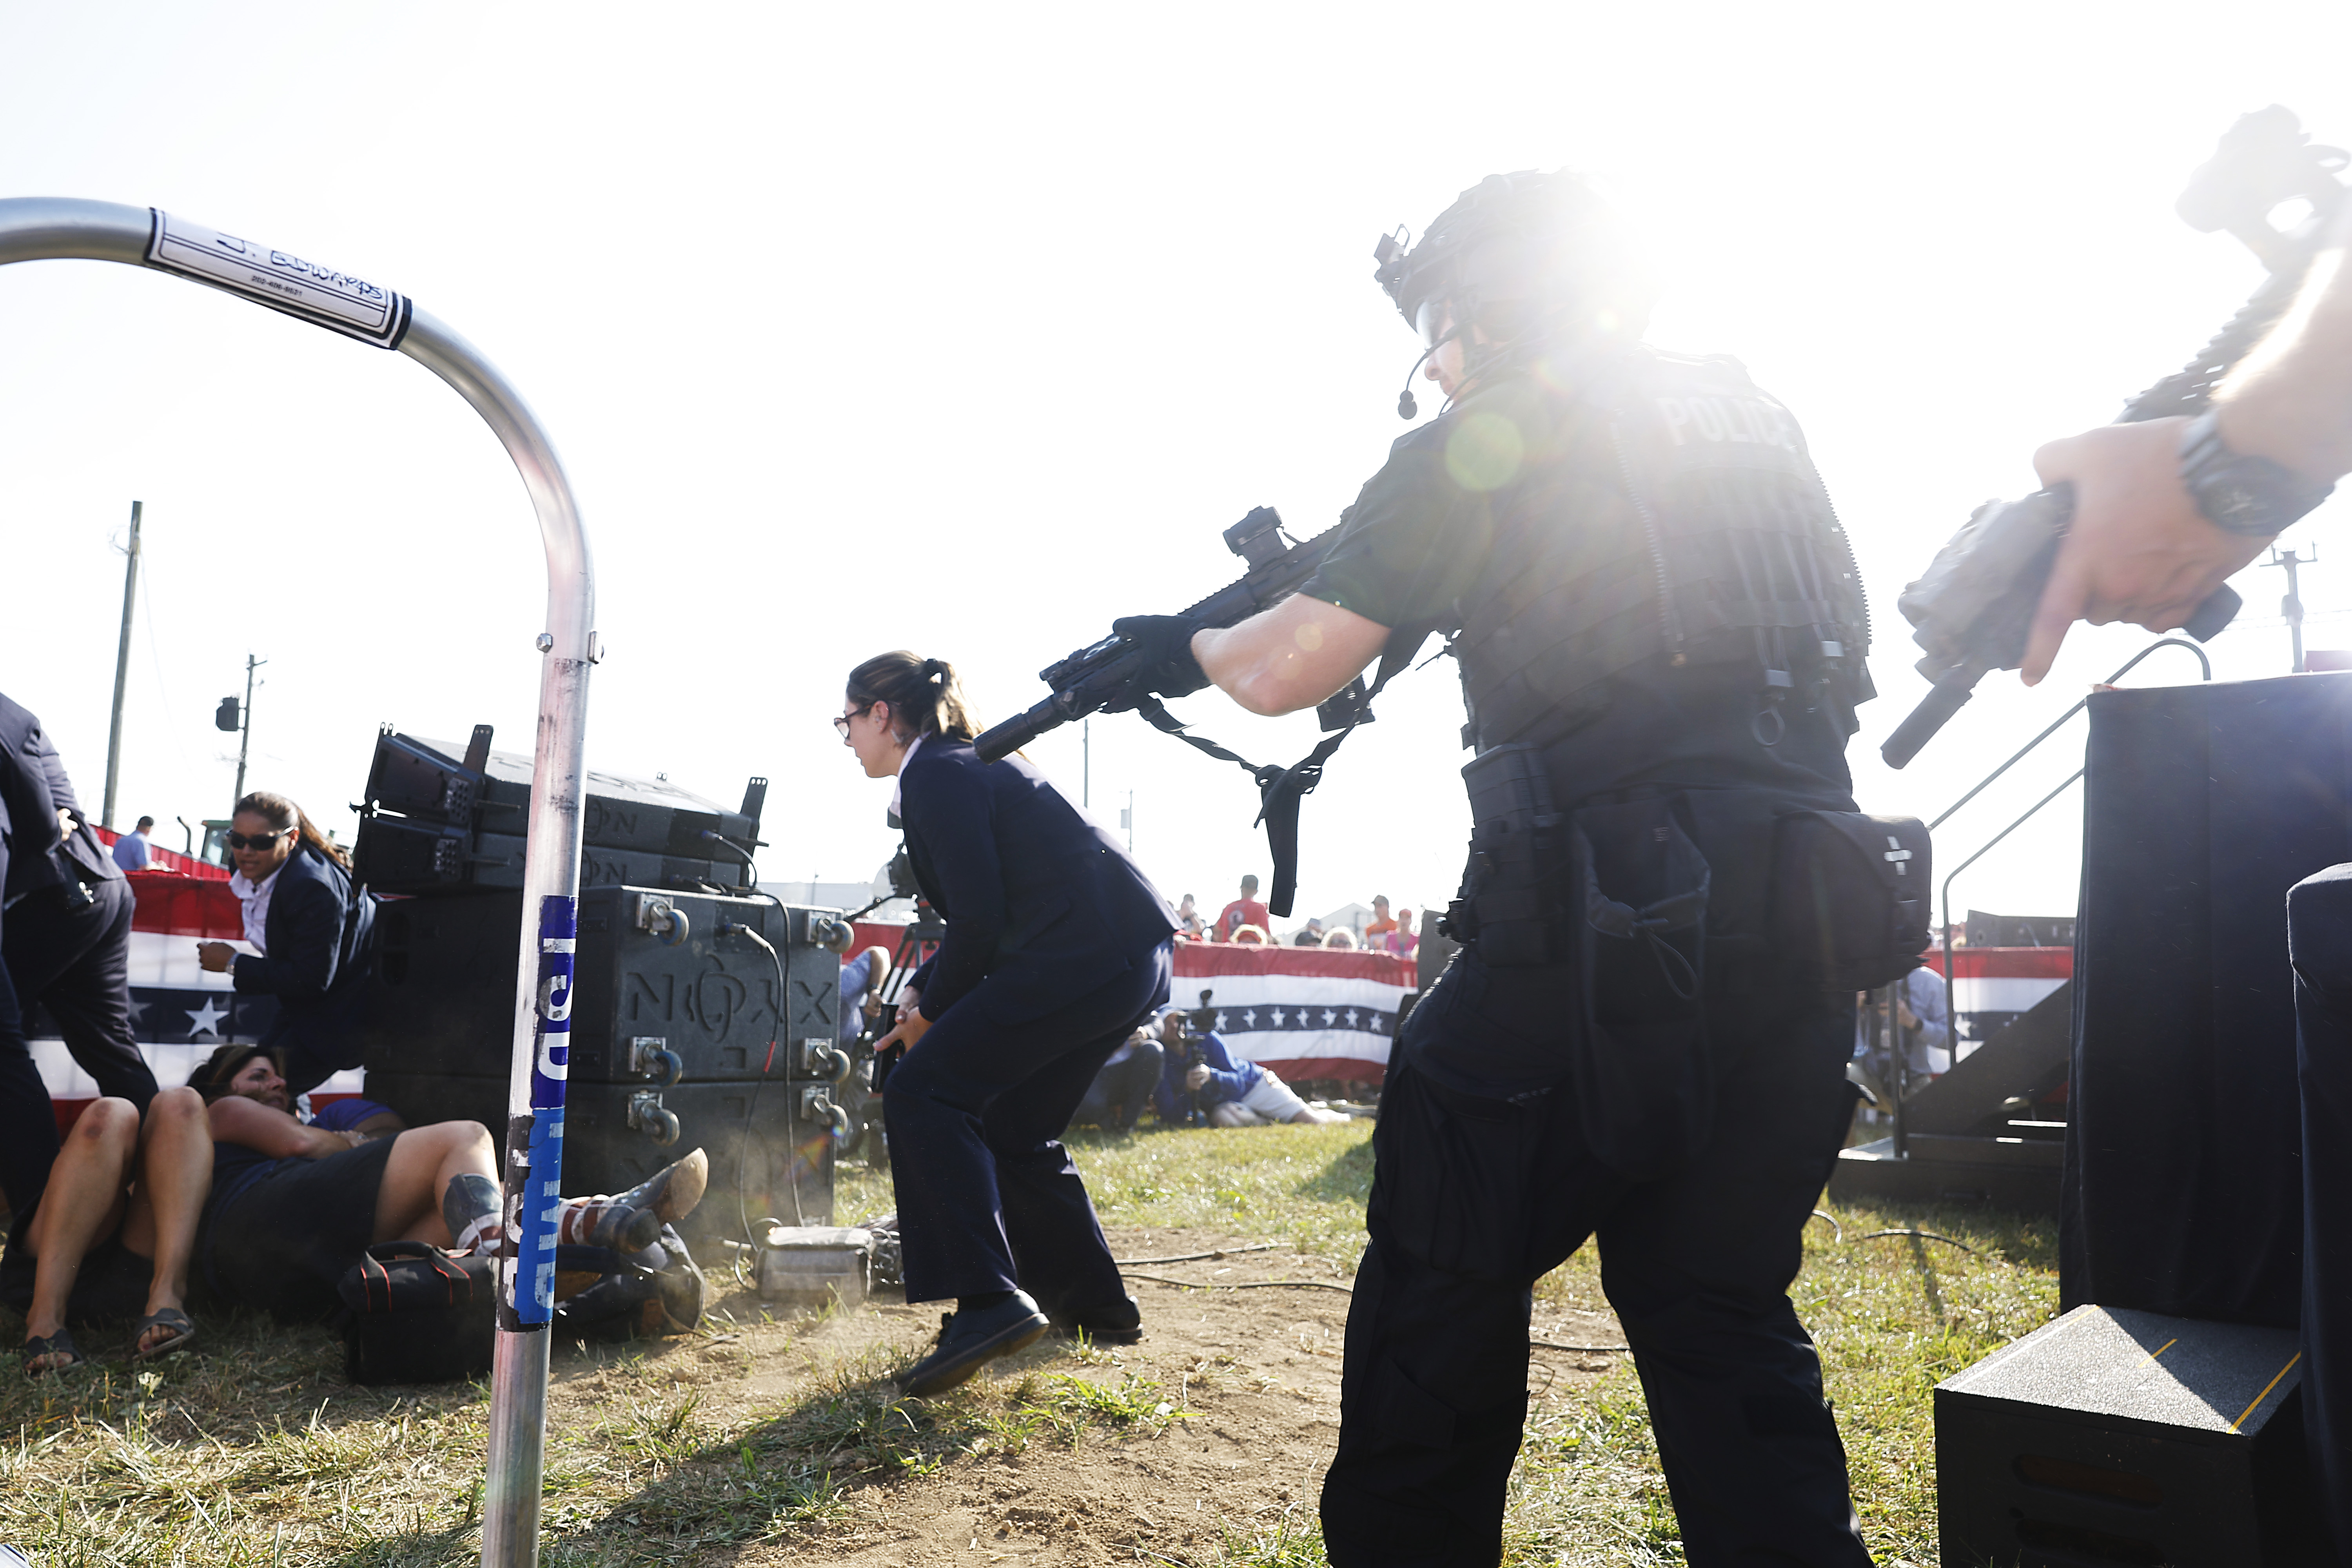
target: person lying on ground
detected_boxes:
[2,1087,209,1372]
[1149,1009,1349,1126]
[188,1045,706,1322]
[1069,1027,1165,1133]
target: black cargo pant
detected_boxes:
[0,877,156,1217]
[1320,967,1871,1568]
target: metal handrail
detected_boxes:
[1928,635,2213,1011]
[1929,638,2210,832]
[0,198,593,1568]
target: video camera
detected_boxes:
[1882,106,2348,769]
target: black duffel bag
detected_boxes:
[336,1241,497,1386]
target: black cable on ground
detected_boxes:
[1808,1209,1844,1242]
[1857,1228,1982,1256]
[1528,1339,1633,1355]
[1124,1270,1354,1294]
[1114,1243,1281,1267]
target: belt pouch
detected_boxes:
[1450,744,1566,968]
[1767,810,1932,990]
[1569,799,1713,1178]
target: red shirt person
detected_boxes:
[1215,875,1271,942]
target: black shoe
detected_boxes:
[899,1290,1051,1397]
[1052,1293,1143,1345]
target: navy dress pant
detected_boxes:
[884,942,1171,1312]
[0,879,155,1219]
[1321,967,1871,1568]
[2287,865,2352,1564]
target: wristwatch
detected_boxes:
[2177,410,2335,537]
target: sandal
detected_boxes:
[22,1329,83,1376]
[131,1307,196,1363]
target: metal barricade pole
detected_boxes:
[0,198,597,1568]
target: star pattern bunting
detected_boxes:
[1211,1004,1399,1037]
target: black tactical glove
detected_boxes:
[1111,614,1211,700]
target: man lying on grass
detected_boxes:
[190,1045,706,1322]
[4,1087,209,1372]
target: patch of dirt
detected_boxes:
[541,1226,1624,1566]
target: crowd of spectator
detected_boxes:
[1169,876,1422,956]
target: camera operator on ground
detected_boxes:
[1150,1008,1348,1128]
[840,652,1178,1395]
[1112,172,1880,1564]
[1069,1025,1163,1133]
[194,791,378,1097]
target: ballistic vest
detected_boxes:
[1448,347,1871,756]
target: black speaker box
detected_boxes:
[363,885,842,1084]
[2067,673,2352,1327]
[362,1073,835,1244]
[390,732,763,856]
[1937,1303,2319,1565]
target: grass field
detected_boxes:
[0,1120,2058,1565]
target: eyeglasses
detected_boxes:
[226,828,293,851]
[833,701,877,738]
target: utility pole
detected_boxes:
[102,500,142,828]
[217,654,265,809]
[2266,546,2319,673]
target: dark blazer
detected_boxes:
[900,738,1177,1025]
[232,843,376,1020]
[0,691,120,907]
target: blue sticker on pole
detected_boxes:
[510,894,576,1324]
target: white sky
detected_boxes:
[3,2,2348,929]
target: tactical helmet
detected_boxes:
[1373,170,1650,350]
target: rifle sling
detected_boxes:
[1131,622,1438,919]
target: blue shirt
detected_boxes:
[838,949,882,1044]
[111,830,151,870]
[1152,1031,1265,1122]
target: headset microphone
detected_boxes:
[1399,386,1417,419]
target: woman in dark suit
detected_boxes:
[843,651,1177,1395]
[195,791,377,1097]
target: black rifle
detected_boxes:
[975,508,1391,917]
[1882,106,2348,769]
[975,507,1359,762]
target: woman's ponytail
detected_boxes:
[847,652,978,742]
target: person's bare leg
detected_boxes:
[371,1122,497,1246]
[114,1088,211,1355]
[21,1100,135,1368]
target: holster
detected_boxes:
[1566,798,1714,1178]
[1440,745,1568,967]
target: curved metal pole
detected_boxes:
[0,197,590,1568]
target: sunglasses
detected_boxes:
[226,828,294,851]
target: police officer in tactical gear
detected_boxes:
[1116,171,1881,1565]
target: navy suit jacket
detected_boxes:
[232,844,376,1021]
[900,737,1176,1025]
[0,691,119,908]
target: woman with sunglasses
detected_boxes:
[195,791,378,1096]
[840,652,1178,1396]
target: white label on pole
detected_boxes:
[144,210,412,349]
